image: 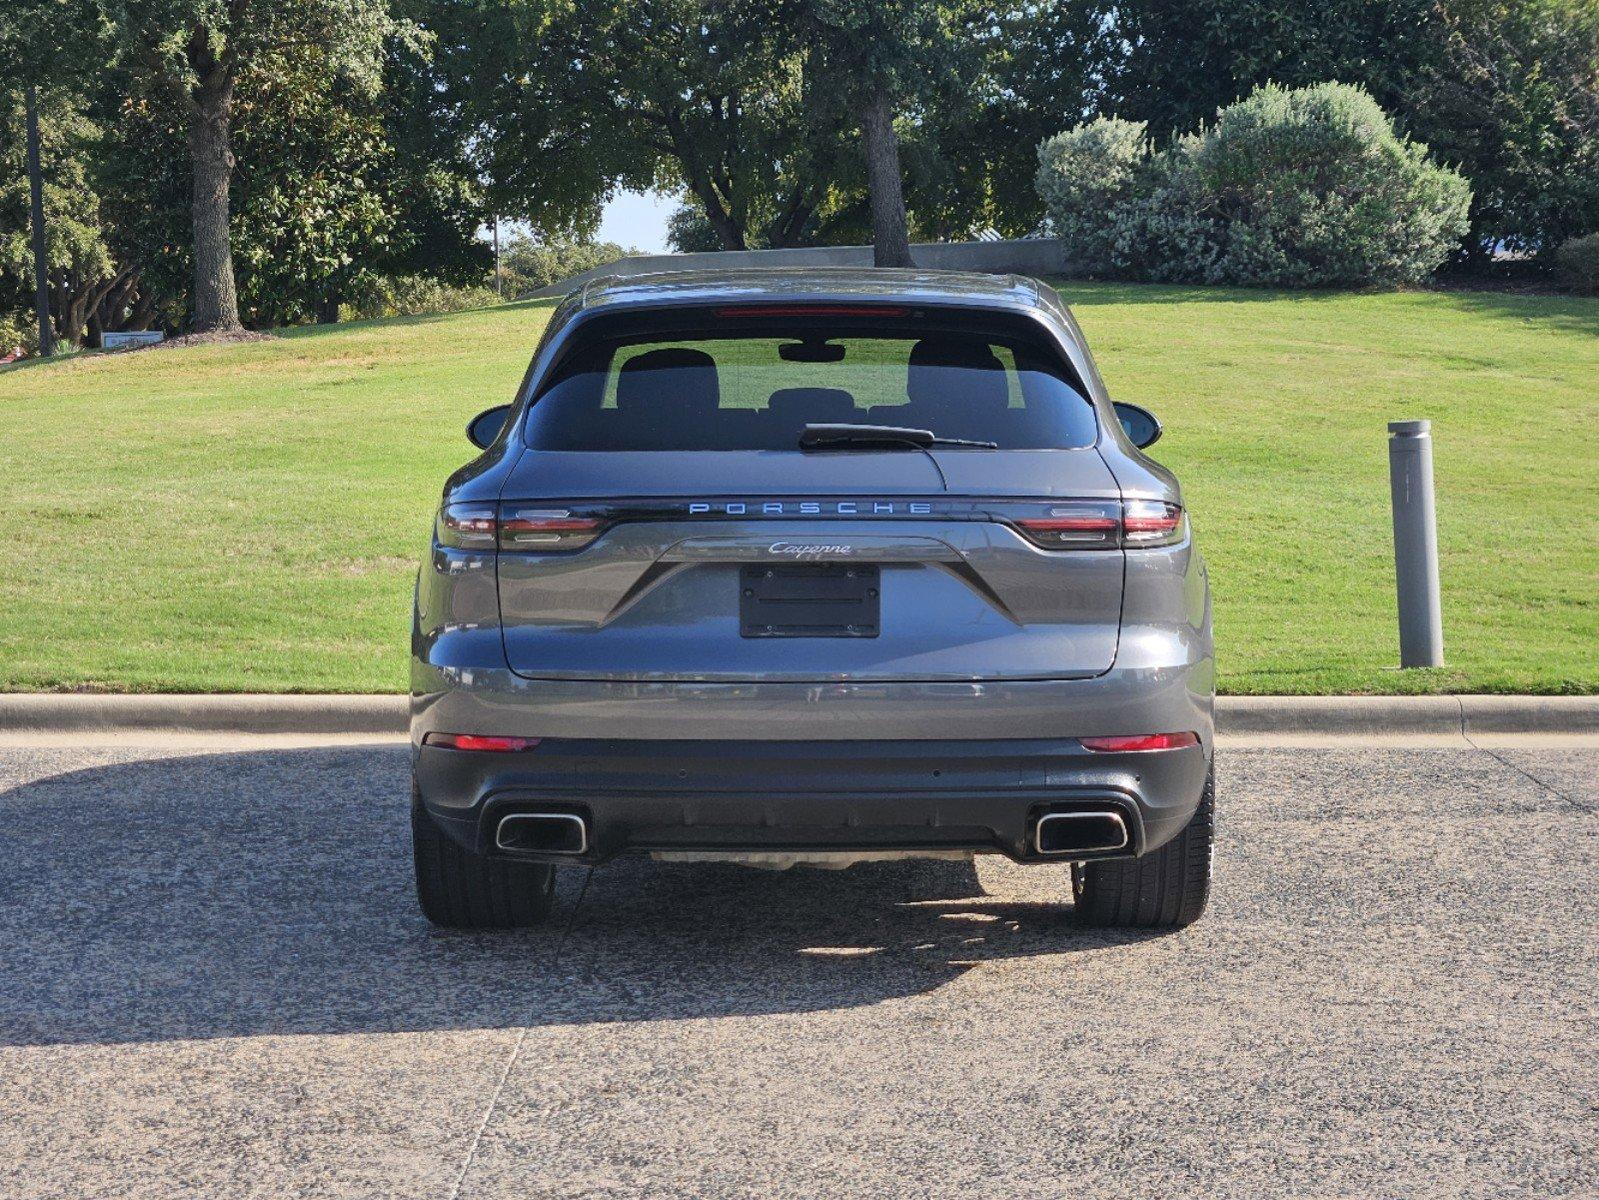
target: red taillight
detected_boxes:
[438,504,497,549]
[1122,500,1184,544]
[1012,500,1185,550]
[1015,502,1121,547]
[1081,732,1199,752]
[499,510,602,549]
[1017,517,1119,532]
[437,504,604,552]
[714,305,908,318]
[423,733,540,753]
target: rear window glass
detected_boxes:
[522,319,1098,451]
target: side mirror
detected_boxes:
[1113,401,1162,450]
[466,405,511,449]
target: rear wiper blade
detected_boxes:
[798,423,998,450]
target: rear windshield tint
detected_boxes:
[522,318,1098,451]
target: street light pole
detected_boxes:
[24,84,53,357]
[493,216,502,299]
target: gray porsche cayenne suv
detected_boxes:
[411,268,1214,929]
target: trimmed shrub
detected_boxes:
[1039,83,1473,287]
[347,275,500,321]
[1035,118,1150,273]
[1553,233,1599,293]
[500,238,631,297]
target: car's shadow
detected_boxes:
[0,747,1170,1047]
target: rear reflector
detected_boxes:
[423,733,540,753]
[1080,732,1199,752]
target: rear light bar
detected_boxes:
[423,733,541,752]
[1014,500,1185,550]
[1081,732,1199,752]
[436,497,1185,553]
[715,305,908,318]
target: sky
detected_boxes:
[596,190,677,255]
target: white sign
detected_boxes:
[103,330,165,349]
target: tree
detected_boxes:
[797,1,918,265]
[794,0,985,266]
[1108,0,1432,142]
[228,42,403,325]
[428,0,1059,258]
[371,1,494,286]
[115,0,416,331]
[469,0,843,251]
[0,89,119,348]
[1407,0,1599,257]
[0,0,117,351]
[965,1,1119,236]
[1103,0,1599,256]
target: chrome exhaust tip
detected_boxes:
[495,812,588,855]
[1035,810,1129,856]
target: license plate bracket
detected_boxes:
[740,564,880,638]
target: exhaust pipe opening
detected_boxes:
[496,812,588,856]
[1035,810,1128,856]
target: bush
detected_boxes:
[1035,118,1150,274]
[346,275,500,321]
[1553,233,1599,293]
[0,310,37,357]
[1039,83,1473,287]
[499,238,632,297]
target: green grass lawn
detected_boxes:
[1,283,1594,694]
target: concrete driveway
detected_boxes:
[0,739,1594,1198]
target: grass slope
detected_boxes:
[0,284,1593,694]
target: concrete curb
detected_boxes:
[1,692,1594,737]
[0,693,407,735]
[1220,695,1599,737]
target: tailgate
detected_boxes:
[496,449,1125,683]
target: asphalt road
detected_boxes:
[0,740,1594,1199]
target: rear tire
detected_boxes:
[1072,768,1214,929]
[411,786,557,928]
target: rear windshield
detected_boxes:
[522,317,1098,451]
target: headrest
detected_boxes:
[614,347,720,415]
[906,339,1009,416]
[766,387,859,424]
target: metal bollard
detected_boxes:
[1388,420,1444,667]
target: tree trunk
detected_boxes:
[682,171,747,250]
[127,289,158,332]
[97,267,140,334]
[187,62,241,332]
[769,186,816,249]
[315,292,340,324]
[860,86,914,269]
[24,86,53,356]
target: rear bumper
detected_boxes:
[415,737,1211,866]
